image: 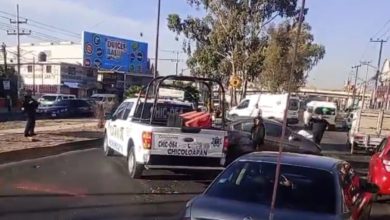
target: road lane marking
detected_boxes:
[14,181,86,197]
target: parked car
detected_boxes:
[368,137,390,199]
[37,99,93,118]
[38,93,76,106]
[225,118,322,164]
[182,152,378,220]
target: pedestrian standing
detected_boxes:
[22,90,39,138]
[96,102,104,128]
[6,95,11,112]
[251,115,265,151]
[310,111,329,144]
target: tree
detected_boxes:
[261,21,325,92]
[125,85,142,98]
[168,0,299,105]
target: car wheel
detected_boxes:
[103,134,114,156]
[230,114,238,120]
[127,147,143,179]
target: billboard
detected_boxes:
[82,31,149,74]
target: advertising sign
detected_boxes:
[82,31,149,74]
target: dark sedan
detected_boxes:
[182,152,378,220]
[225,118,322,164]
[37,99,93,118]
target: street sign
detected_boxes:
[3,81,10,90]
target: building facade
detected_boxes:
[1,41,153,98]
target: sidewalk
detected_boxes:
[0,118,103,154]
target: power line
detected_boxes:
[371,19,390,39]
[0,10,80,38]
[0,16,74,42]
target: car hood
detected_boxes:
[190,196,338,220]
[38,106,65,110]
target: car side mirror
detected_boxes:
[360,179,380,194]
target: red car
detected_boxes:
[368,137,390,197]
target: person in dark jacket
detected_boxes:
[22,90,39,137]
[310,111,329,144]
[251,115,266,150]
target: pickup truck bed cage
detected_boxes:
[133,75,227,128]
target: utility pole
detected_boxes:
[370,38,387,108]
[161,49,182,75]
[360,61,371,109]
[32,56,36,95]
[154,0,161,78]
[351,64,361,107]
[1,43,7,76]
[7,4,31,95]
[269,0,305,220]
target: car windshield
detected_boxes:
[206,161,336,214]
[41,96,57,101]
[315,107,336,115]
[91,96,104,102]
[289,99,299,111]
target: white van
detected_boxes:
[228,93,300,124]
[38,93,76,106]
[304,101,337,129]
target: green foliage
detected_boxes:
[167,0,325,95]
[125,85,142,98]
[261,22,325,92]
[183,85,200,103]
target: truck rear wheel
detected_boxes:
[103,134,114,156]
[127,148,143,179]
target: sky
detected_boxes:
[1,0,390,89]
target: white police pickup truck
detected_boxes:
[103,98,228,179]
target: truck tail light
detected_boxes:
[142,131,152,149]
[223,136,229,153]
[383,159,390,172]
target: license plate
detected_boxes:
[51,113,57,117]
[155,136,211,156]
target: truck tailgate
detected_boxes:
[151,128,226,158]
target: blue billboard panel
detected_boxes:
[82,31,149,74]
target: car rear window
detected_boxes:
[133,102,193,125]
[206,161,336,214]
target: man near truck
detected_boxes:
[310,110,329,144]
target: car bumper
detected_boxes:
[287,118,299,124]
[145,155,225,170]
[373,174,390,195]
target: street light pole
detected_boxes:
[360,61,371,110]
[351,64,361,107]
[269,0,305,219]
[154,0,161,78]
[32,56,35,95]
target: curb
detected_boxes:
[0,138,103,164]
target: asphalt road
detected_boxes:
[0,149,209,220]
[0,130,389,219]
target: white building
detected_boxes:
[1,42,97,97]
[1,41,152,98]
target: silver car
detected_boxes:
[182,152,377,220]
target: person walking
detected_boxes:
[22,90,39,138]
[310,110,329,144]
